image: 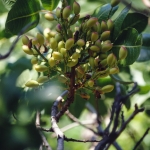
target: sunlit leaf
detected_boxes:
[1,0,17,10]
[5,0,41,35]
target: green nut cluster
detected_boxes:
[22,0,126,95]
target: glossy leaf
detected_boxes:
[40,0,60,10]
[93,4,112,22]
[137,33,150,62]
[109,5,118,18]
[5,0,41,35]
[112,4,131,42]
[121,13,148,34]
[112,28,142,66]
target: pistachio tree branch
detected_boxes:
[0,21,37,60]
[36,111,52,150]
[133,127,150,150]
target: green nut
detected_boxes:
[48,57,56,67]
[71,52,80,59]
[95,39,101,48]
[77,39,85,47]
[100,59,107,67]
[52,52,63,60]
[65,38,74,50]
[58,41,65,51]
[60,48,67,56]
[99,53,107,59]
[43,28,51,39]
[107,19,114,31]
[67,29,73,38]
[90,45,100,52]
[101,21,108,32]
[94,57,99,67]
[89,57,95,68]
[22,45,33,55]
[119,45,127,60]
[55,33,63,42]
[101,85,114,93]
[56,7,61,18]
[56,24,62,33]
[107,53,117,67]
[111,0,120,7]
[91,32,99,42]
[109,67,119,74]
[73,1,80,15]
[88,80,94,87]
[101,43,113,52]
[25,80,39,87]
[35,65,48,72]
[22,35,29,45]
[36,33,44,45]
[76,66,85,74]
[45,13,55,21]
[50,38,58,50]
[31,56,38,64]
[63,6,71,19]
[69,14,80,25]
[67,59,78,67]
[87,17,98,28]
[37,76,49,83]
[100,31,110,41]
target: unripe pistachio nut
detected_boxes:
[56,24,62,33]
[77,39,85,47]
[69,14,80,25]
[58,75,68,83]
[88,80,94,87]
[32,37,38,45]
[37,76,49,83]
[95,39,101,48]
[67,29,73,38]
[67,59,78,67]
[25,80,39,87]
[22,45,33,55]
[107,19,114,31]
[101,43,113,52]
[48,57,56,67]
[72,52,80,59]
[76,66,85,74]
[73,1,80,15]
[43,28,51,39]
[45,13,55,21]
[91,32,99,42]
[35,65,48,72]
[100,31,110,41]
[100,59,107,67]
[56,7,61,18]
[31,56,38,64]
[52,51,63,60]
[36,33,44,45]
[107,53,117,67]
[58,41,65,50]
[55,33,63,42]
[65,38,74,50]
[99,53,107,59]
[63,6,71,19]
[87,17,98,28]
[101,85,114,93]
[101,21,108,32]
[22,35,29,45]
[90,45,100,52]
[89,57,95,68]
[60,48,67,56]
[109,67,119,74]
[50,38,58,50]
[119,45,127,60]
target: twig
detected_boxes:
[64,137,100,143]
[51,90,69,150]
[36,111,52,150]
[133,127,150,150]
[0,21,37,60]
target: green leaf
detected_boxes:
[2,0,17,10]
[93,4,112,22]
[112,28,142,66]
[137,33,150,62]
[139,85,150,94]
[109,5,118,18]
[112,4,131,42]
[5,0,41,35]
[121,13,148,34]
[40,0,60,10]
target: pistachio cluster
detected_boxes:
[22,0,127,96]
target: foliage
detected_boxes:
[1,0,150,150]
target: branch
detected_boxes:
[0,21,37,60]
[36,111,52,150]
[133,127,150,150]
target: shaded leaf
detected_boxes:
[93,4,112,22]
[137,33,150,62]
[2,0,17,10]
[112,28,142,66]
[121,13,148,34]
[40,0,60,10]
[112,4,131,42]
[109,5,118,18]
[5,0,41,35]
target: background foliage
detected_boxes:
[1,0,150,150]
